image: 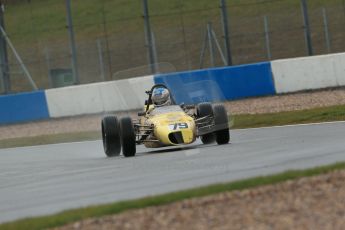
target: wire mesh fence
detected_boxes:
[0,0,344,94]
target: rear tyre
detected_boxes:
[213,104,230,145]
[197,102,216,144]
[120,117,136,157]
[101,116,121,157]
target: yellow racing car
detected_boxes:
[101,84,230,157]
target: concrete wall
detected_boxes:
[272,52,345,93]
[46,75,154,118]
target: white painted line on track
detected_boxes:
[1,120,345,151]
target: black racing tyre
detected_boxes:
[213,104,230,145]
[101,116,121,157]
[197,102,216,144]
[119,117,136,157]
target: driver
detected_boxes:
[151,87,172,107]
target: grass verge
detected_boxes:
[232,105,345,129]
[0,131,101,149]
[1,162,345,230]
[1,104,345,149]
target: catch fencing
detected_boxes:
[0,51,345,124]
[0,0,344,94]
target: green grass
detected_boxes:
[1,104,345,149]
[232,104,345,129]
[6,0,341,42]
[0,131,100,149]
[1,161,344,230]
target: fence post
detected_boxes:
[199,29,208,68]
[96,39,105,81]
[300,0,313,56]
[142,0,156,74]
[151,32,159,73]
[0,26,37,90]
[65,0,79,84]
[219,0,232,66]
[264,16,272,60]
[44,47,53,88]
[0,3,9,94]
[211,29,227,65]
[322,8,331,53]
[207,22,215,67]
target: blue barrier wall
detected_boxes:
[0,91,50,125]
[154,62,276,104]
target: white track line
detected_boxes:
[2,120,345,151]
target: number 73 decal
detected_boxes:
[169,123,188,130]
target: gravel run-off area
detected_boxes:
[53,169,345,230]
[1,88,345,140]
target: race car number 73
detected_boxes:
[169,123,188,130]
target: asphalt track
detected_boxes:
[1,122,345,223]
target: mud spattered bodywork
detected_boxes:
[101,84,230,157]
[140,106,196,148]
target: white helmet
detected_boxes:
[152,87,171,106]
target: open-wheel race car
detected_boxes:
[101,84,230,157]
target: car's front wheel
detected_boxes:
[197,102,216,144]
[213,104,230,145]
[120,117,136,157]
[102,116,121,157]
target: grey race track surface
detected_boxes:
[1,122,345,223]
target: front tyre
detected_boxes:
[120,117,136,157]
[197,102,216,144]
[213,104,230,145]
[101,116,121,157]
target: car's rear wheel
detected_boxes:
[120,117,136,157]
[197,102,216,144]
[101,116,121,157]
[213,104,230,145]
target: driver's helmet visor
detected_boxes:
[152,87,170,105]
